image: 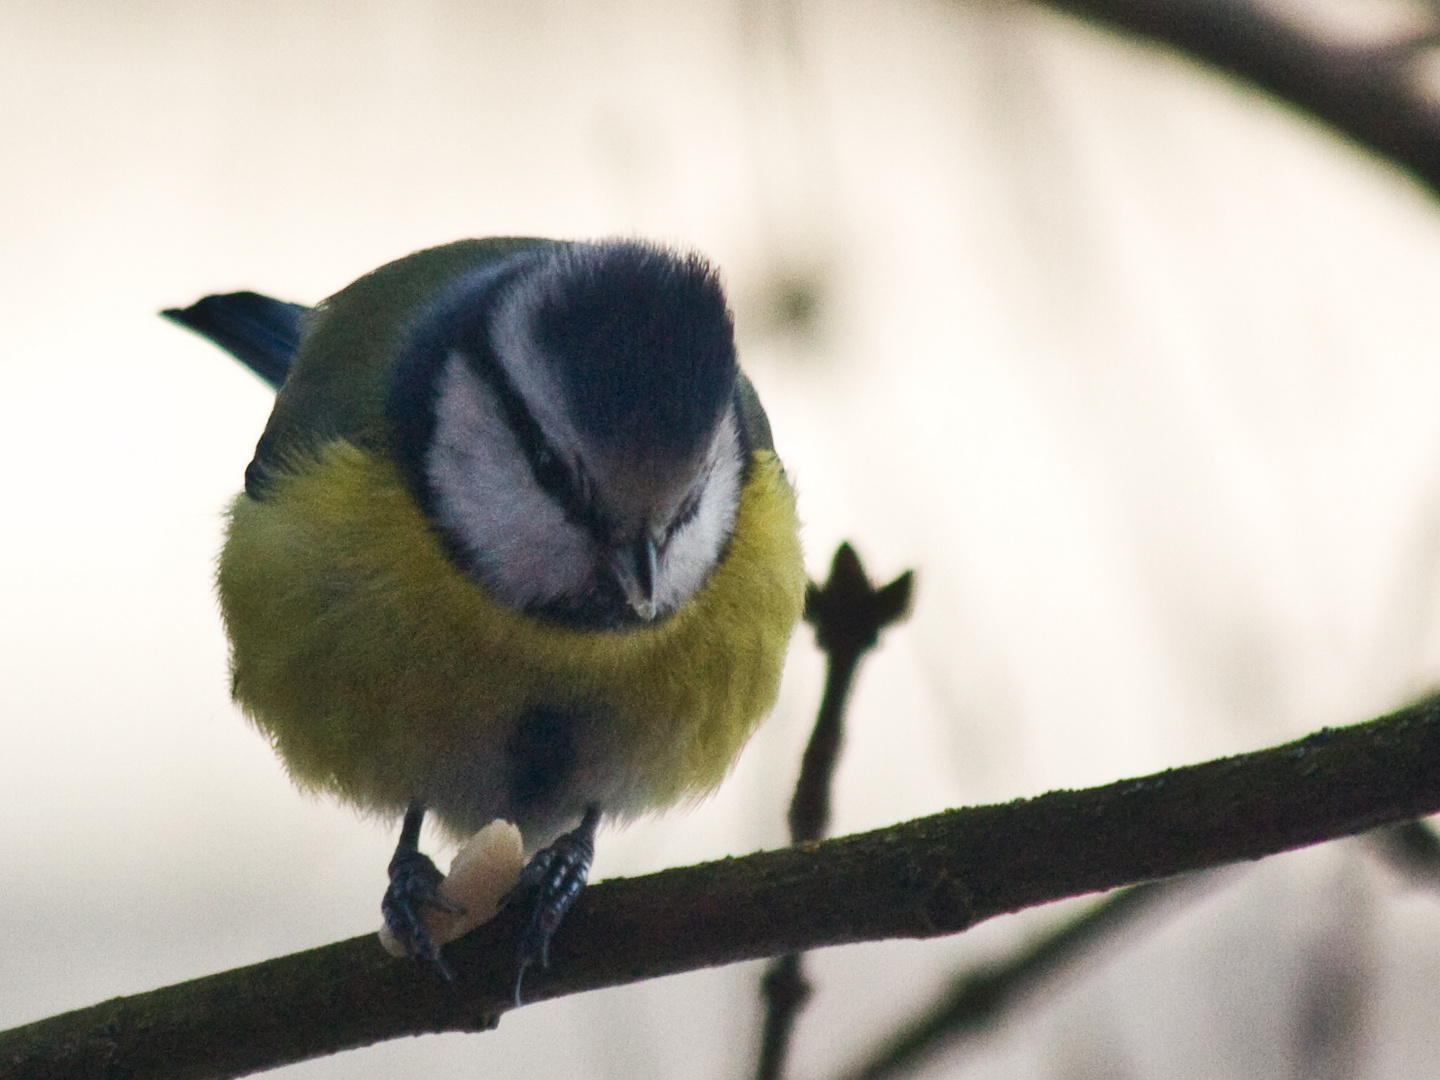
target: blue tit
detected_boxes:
[164,238,805,990]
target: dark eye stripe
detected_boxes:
[663,477,705,547]
[386,254,604,543]
[462,337,603,536]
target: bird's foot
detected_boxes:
[503,806,601,1004]
[383,847,464,980]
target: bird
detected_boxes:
[164,237,806,995]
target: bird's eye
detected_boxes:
[574,459,595,508]
[665,488,703,545]
[531,445,568,494]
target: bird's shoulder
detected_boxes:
[246,238,555,494]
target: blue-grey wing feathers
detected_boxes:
[162,291,310,390]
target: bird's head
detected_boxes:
[400,241,746,628]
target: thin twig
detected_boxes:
[789,544,915,844]
[757,954,813,1080]
[7,692,1440,1079]
[757,544,914,1080]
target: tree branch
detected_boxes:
[6,691,1440,1080]
[1030,0,1440,198]
[758,544,914,1080]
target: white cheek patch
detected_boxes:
[427,349,745,621]
[426,351,599,609]
[652,410,744,615]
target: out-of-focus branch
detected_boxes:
[1031,0,1440,197]
[837,875,1212,1080]
[758,954,813,1080]
[7,692,1440,1080]
[1369,817,1440,887]
[848,813,1440,1080]
[757,544,914,1080]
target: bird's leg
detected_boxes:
[381,802,463,980]
[505,805,601,1005]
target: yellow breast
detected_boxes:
[217,440,804,842]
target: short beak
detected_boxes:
[611,536,659,621]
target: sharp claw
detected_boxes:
[432,949,456,982]
[508,807,601,1005]
[513,961,530,1008]
[383,848,456,979]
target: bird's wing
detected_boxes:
[162,291,310,391]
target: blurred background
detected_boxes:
[5,0,1440,1076]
